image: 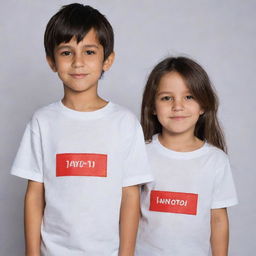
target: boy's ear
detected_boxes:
[102,52,115,72]
[46,56,57,72]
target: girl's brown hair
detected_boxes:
[141,56,227,152]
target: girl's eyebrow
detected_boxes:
[156,90,192,96]
[156,91,172,96]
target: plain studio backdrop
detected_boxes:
[1,0,255,255]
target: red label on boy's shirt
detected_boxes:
[149,190,198,215]
[56,153,107,177]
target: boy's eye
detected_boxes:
[160,96,173,101]
[60,51,72,56]
[185,95,194,100]
[85,50,96,55]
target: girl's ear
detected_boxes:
[103,52,115,71]
[199,109,204,115]
[46,56,57,72]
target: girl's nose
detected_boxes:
[72,53,84,68]
[172,99,184,111]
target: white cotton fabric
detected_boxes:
[136,134,238,256]
[11,101,153,256]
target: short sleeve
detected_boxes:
[211,157,238,209]
[10,120,44,183]
[122,121,154,187]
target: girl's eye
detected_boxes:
[160,96,172,101]
[85,50,96,55]
[60,51,72,56]
[185,95,194,100]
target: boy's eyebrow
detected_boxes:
[82,44,99,49]
[56,44,99,50]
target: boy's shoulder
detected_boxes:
[31,101,139,125]
[31,101,60,121]
[111,102,138,119]
[34,101,59,113]
[109,102,141,131]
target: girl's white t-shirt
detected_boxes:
[11,101,153,256]
[136,134,238,256]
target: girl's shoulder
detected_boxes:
[202,143,231,174]
[206,143,228,160]
[145,136,229,163]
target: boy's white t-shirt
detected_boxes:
[136,134,238,256]
[11,101,153,256]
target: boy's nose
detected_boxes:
[72,54,84,68]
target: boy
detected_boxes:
[11,4,153,256]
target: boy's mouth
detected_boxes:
[70,73,88,79]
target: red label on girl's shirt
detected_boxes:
[56,153,107,177]
[149,190,198,215]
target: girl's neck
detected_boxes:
[158,132,204,152]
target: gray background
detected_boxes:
[1,0,255,255]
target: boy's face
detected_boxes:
[47,29,114,94]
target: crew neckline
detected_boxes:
[57,100,114,119]
[152,134,209,159]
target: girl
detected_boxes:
[136,57,238,256]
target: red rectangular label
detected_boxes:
[56,153,107,177]
[150,190,198,215]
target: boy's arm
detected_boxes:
[24,180,45,256]
[119,185,140,256]
[210,208,229,256]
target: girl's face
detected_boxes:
[154,71,204,138]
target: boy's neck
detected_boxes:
[62,93,108,112]
[158,132,204,152]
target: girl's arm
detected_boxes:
[210,208,229,256]
[24,180,45,256]
[119,185,140,256]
